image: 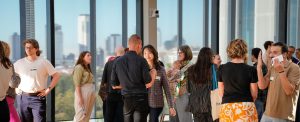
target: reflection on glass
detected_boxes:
[288,0,298,47]
[157,0,178,68]
[128,0,137,39]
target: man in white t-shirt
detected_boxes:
[14,39,60,122]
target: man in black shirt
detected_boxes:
[111,34,156,122]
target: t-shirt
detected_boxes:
[14,57,57,93]
[264,62,300,121]
[218,62,258,103]
[0,65,12,101]
[73,64,94,86]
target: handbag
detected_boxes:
[9,64,21,88]
[210,65,222,120]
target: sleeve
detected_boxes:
[110,62,120,86]
[251,66,258,83]
[160,68,174,108]
[44,59,57,76]
[217,65,223,82]
[287,65,300,90]
[102,62,109,84]
[142,59,151,84]
[73,65,83,86]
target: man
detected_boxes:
[99,46,125,122]
[251,48,268,121]
[111,34,156,122]
[263,41,274,69]
[257,42,300,121]
[296,48,300,60]
[14,39,60,122]
[288,46,300,65]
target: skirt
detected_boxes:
[74,83,96,122]
[220,102,258,122]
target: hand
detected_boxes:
[37,88,51,97]
[273,59,284,73]
[169,108,176,116]
[257,51,263,68]
[150,69,157,78]
[146,82,153,88]
[79,98,85,109]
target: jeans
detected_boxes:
[17,95,46,122]
[255,99,265,121]
[0,98,10,122]
[123,94,149,122]
[106,93,124,122]
[149,107,163,122]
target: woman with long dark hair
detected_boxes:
[73,51,96,122]
[186,47,214,122]
[0,41,13,121]
[142,45,176,122]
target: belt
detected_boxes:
[21,92,41,96]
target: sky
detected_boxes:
[0,0,204,56]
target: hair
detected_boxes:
[23,39,42,56]
[188,47,213,85]
[251,48,262,59]
[178,45,193,61]
[263,41,273,50]
[227,39,248,59]
[75,51,92,73]
[272,42,288,54]
[296,48,300,52]
[288,46,295,50]
[124,48,129,53]
[0,41,10,57]
[128,34,142,46]
[0,41,12,69]
[142,45,161,70]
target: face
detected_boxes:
[83,53,92,64]
[25,43,38,56]
[287,48,295,59]
[296,50,300,59]
[178,50,185,61]
[143,48,154,62]
[270,46,286,59]
[213,55,222,65]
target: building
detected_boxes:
[11,32,21,61]
[78,14,90,53]
[106,34,122,56]
[20,0,35,41]
[55,24,63,65]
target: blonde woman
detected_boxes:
[73,51,96,122]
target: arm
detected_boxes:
[99,62,109,100]
[278,72,295,95]
[250,83,258,101]
[218,82,224,97]
[257,51,271,90]
[160,68,176,116]
[111,62,121,89]
[146,69,157,88]
[75,85,84,108]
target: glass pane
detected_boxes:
[157,0,178,68]
[35,0,47,58]
[96,0,122,119]
[55,0,90,121]
[287,0,298,48]
[183,0,204,63]
[0,0,20,62]
[128,0,137,38]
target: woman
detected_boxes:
[170,45,193,122]
[213,53,222,68]
[1,41,21,122]
[0,40,13,121]
[73,51,96,122]
[186,47,214,122]
[218,39,258,121]
[142,45,176,122]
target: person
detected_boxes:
[251,47,268,121]
[186,47,214,122]
[263,41,274,68]
[0,41,13,121]
[296,48,300,60]
[213,53,222,68]
[111,34,156,122]
[257,42,300,121]
[142,45,176,122]
[73,51,96,122]
[218,39,258,121]
[0,41,21,122]
[14,39,60,122]
[100,47,125,122]
[167,60,181,98]
[287,46,300,65]
[171,45,193,122]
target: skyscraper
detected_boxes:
[55,24,63,65]
[106,34,122,55]
[78,14,90,52]
[20,0,35,41]
[11,32,21,61]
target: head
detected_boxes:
[0,41,12,69]
[264,41,274,52]
[287,46,296,60]
[251,48,261,63]
[172,60,182,70]
[188,47,213,84]
[270,42,288,60]
[296,48,300,59]
[75,51,92,72]
[178,45,193,62]
[124,47,129,53]
[128,34,142,54]
[115,46,125,56]
[23,39,42,57]
[142,45,161,70]
[213,53,222,67]
[0,41,10,58]
[227,39,248,61]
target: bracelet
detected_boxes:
[278,70,284,73]
[47,86,52,90]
